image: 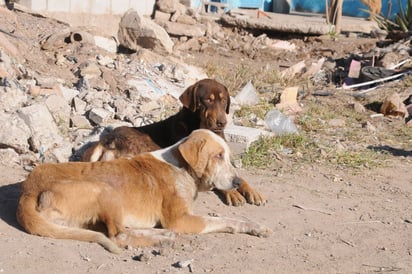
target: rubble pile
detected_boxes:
[0,2,411,170]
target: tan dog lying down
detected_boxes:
[16,129,271,253]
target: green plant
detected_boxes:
[242,134,309,168]
[395,0,412,31]
[371,0,412,31]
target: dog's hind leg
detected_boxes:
[18,193,122,253]
[167,214,272,238]
[113,228,175,247]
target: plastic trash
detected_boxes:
[234,80,259,106]
[265,109,298,135]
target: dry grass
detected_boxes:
[204,58,411,171]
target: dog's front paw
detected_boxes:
[237,180,266,206]
[222,189,246,206]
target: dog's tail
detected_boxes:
[16,193,122,253]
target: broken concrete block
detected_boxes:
[0,111,31,154]
[88,107,113,125]
[16,104,73,162]
[380,92,408,117]
[94,36,118,53]
[224,124,271,151]
[45,94,71,128]
[157,0,180,13]
[154,10,172,21]
[269,40,296,52]
[59,85,80,104]
[157,20,205,37]
[18,104,64,153]
[0,86,28,112]
[71,115,92,129]
[175,14,197,25]
[118,9,174,54]
[79,61,102,79]
[303,57,325,78]
[74,97,87,114]
[280,60,305,79]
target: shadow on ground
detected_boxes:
[0,182,23,230]
[368,145,412,157]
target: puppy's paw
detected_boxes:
[237,179,267,206]
[242,189,267,206]
[222,189,246,206]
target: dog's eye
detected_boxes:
[215,153,223,160]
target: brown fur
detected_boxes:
[81,78,265,206]
[16,130,271,253]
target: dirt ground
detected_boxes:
[0,7,411,274]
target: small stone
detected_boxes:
[328,118,346,127]
[362,121,376,132]
[351,102,366,113]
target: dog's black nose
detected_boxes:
[216,119,227,128]
[232,177,241,188]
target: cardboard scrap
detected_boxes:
[276,86,302,114]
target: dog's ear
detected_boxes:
[179,82,198,112]
[225,87,230,114]
[178,135,208,178]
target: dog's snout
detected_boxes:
[216,118,227,128]
[232,177,241,189]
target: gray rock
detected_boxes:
[0,86,28,112]
[0,111,31,153]
[45,94,71,128]
[73,97,87,114]
[71,115,92,129]
[79,61,102,79]
[328,118,346,127]
[157,20,205,37]
[94,36,118,53]
[59,85,80,104]
[154,10,172,21]
[156,0,180,13]
[17,103,72,162]
[88,107,113,125]
[118,9,174,54]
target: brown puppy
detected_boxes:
[81,78,265,206]
[16,130,271,253]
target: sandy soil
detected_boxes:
[1,160,411,273]
[0,6,411,274]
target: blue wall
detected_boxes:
[291,0,408,19]
[192,0,408,18]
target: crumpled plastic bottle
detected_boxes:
[264,109,298,135]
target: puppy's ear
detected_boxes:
[179,82,198,112]
[225,87,230,114]
[178,135,207,178]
